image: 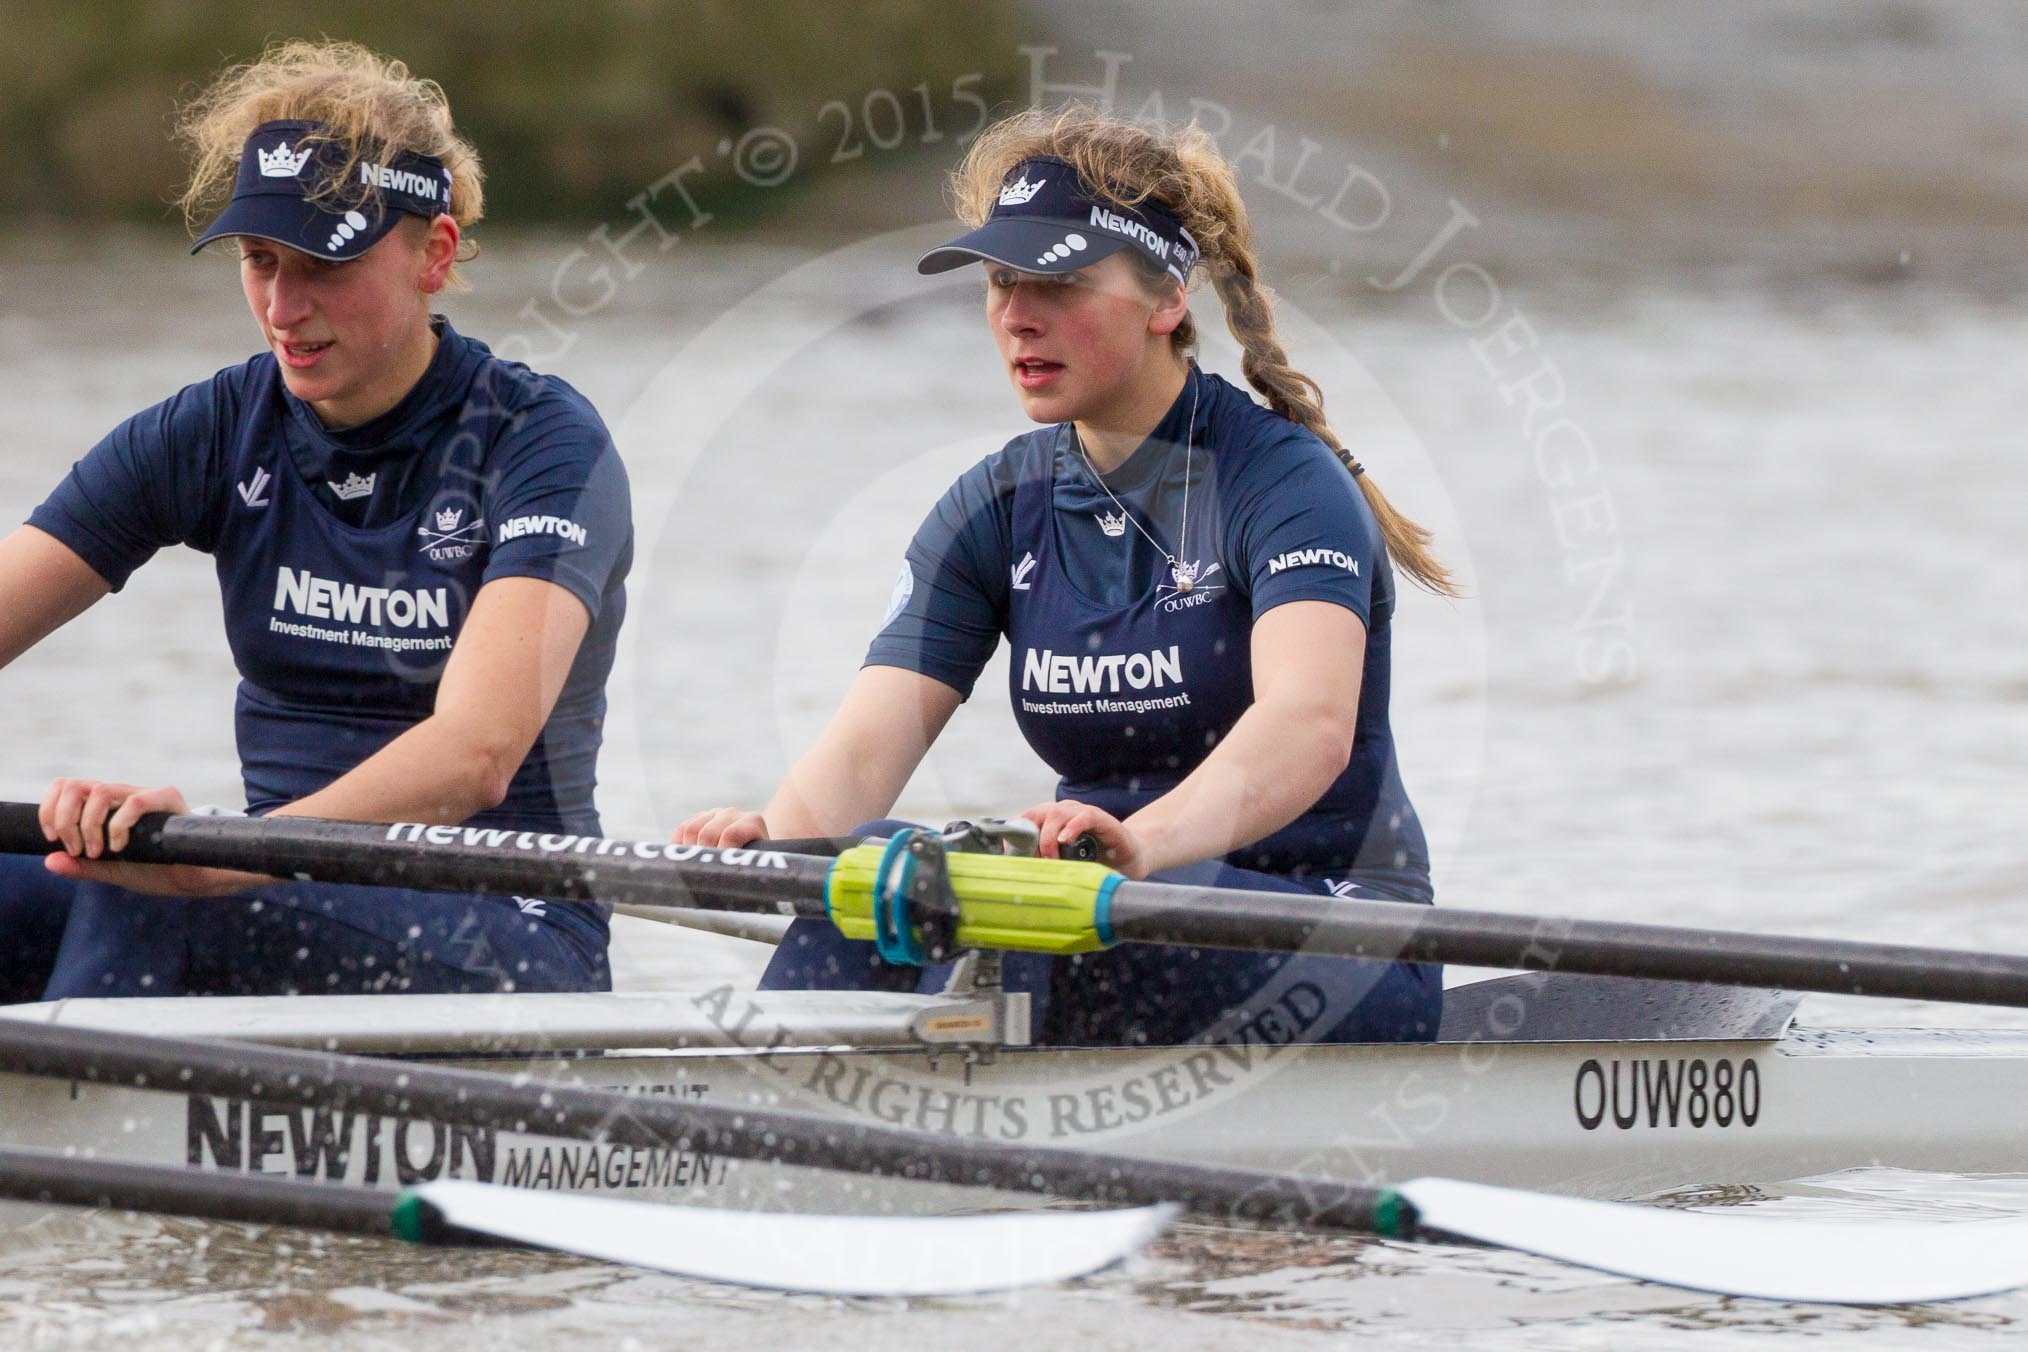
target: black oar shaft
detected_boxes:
[10,801,2026,1009]
[1106,883,2028,1008]
[0,1145,395,1235]
[0,804,835,919]
[0,1019,1393,1234]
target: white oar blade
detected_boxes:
[1399,1177,2028,1304]
[411,1181,1175,1297]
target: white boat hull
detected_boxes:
[2,1018,2023,1230]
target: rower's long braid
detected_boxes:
[1209,245,1457,597]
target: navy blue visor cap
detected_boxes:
[918,156,1200,285]
[191,119,453,261]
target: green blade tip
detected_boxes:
[1372,1187,1416,1239]
[390,1189,428,1244]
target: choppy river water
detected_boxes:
[3,73,2028,1345]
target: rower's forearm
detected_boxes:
[1126,705,1353,874]
[758,753,845,838]
[275,717,518,826]
[763,735,914,838]
[759,666,958,839]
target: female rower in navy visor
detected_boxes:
[678,107,1457,1046]
[0,41,630,1000]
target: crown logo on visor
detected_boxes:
[258,140,312,178]
[998,173,1046,207]
[1096,510,1127,537]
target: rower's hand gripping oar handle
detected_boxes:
[935,816,1102,864]
[0,802,180,859]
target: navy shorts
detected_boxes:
[759,821,1441,1047]
[0,853,609,1002]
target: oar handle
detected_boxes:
[0,802,50,855]
[0,802,189,859]
[0,804,839,918]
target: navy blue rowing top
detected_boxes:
[28,319,631,834]
[868,365,1428,885]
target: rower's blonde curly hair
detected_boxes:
[175,39,484,286]
[953,105,1455,596]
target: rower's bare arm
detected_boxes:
[32,577,589,894]
[1118,601,1364,876]
[677,665,962,846]
[0,527,111,669]
[277,576,592,825]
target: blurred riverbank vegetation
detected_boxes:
[0,1,1025,228]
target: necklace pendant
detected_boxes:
[1176,576,1193,594]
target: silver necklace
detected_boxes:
[1074,376,1201,592]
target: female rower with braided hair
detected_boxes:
[0,40,631,1000]
[680,105,1454,1046]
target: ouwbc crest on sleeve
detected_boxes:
[883,561,915,626]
